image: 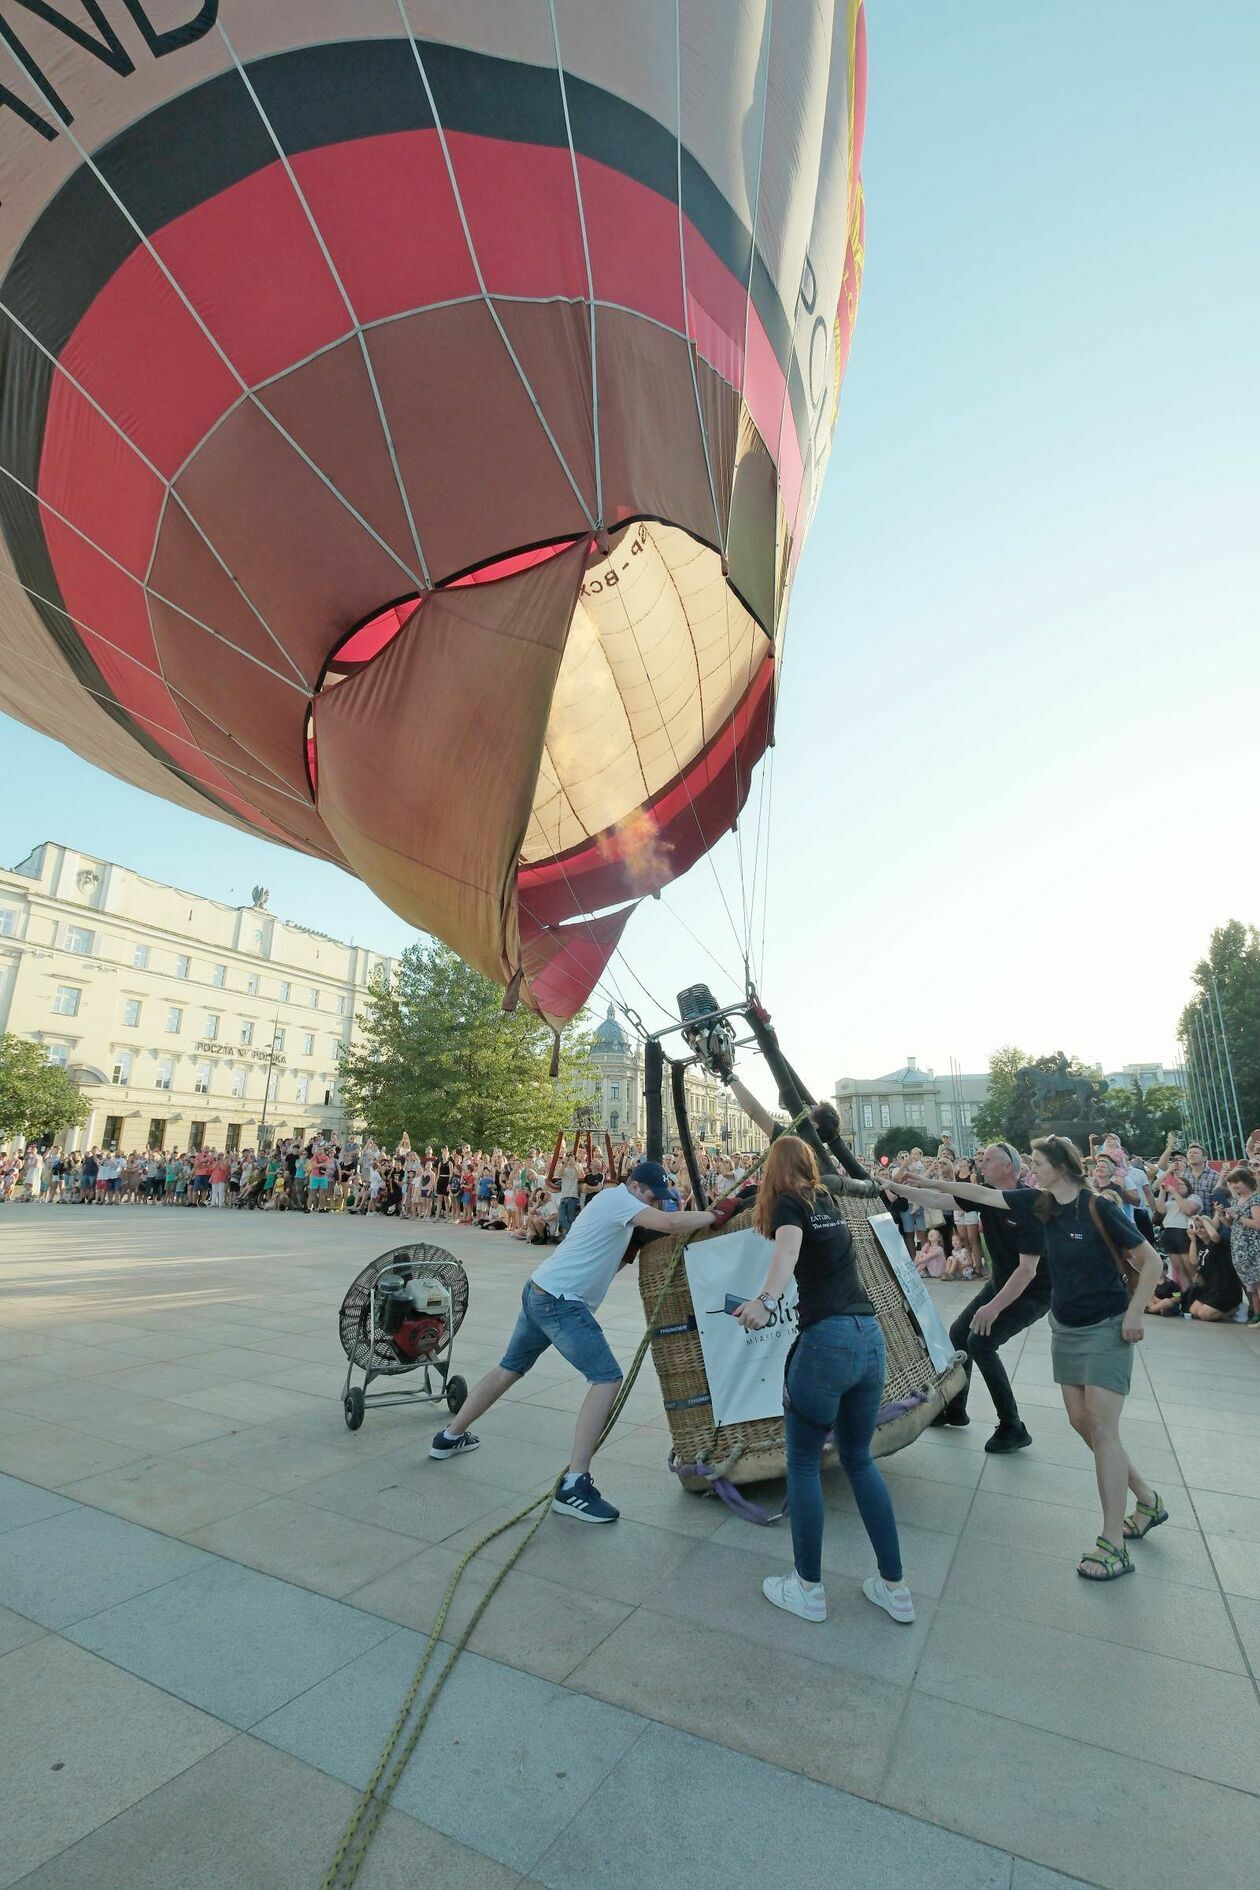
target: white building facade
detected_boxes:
[834,1057,991,1161]
[0,843,393,1153]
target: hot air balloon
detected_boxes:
[0,0,867,1027]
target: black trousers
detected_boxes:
[946,1283,1050,1429]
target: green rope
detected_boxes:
[321,1112,807,1890]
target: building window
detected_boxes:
[123,998,141,1028]
[879,1103,892,1129]
[203,1014,219,1040]
[53,985,81,1016]
[906,1102,925,1128]
[166,1006,183,1033]
[231,1069,247,1098]
[862,1103,874,1129]
[246,972,260,995]
[307,988,319,1009]
[940,1103,954,1127]
[610,1110,620,1134]
[335,995,346,1015]
[176,954,191,978]
[189,1121,206,1152]
[239,1021,254,1047]
[147,1118,166,1149]
[329,1038,342,1061]
[46,1042,70,1068]
[278,981,290,1002]
[302,1032,315,1056]
[212,964,226,988]
[193,1063,211,1095]
[295,1076,310,1105]
[112,1053,132,1085]
[103,1114,124,1149]
[63,924,92,955]
[155,1059,173,1091]
[132,944,150,969]
[0,906,17,937]
[225,1123,242,1152]
[273,1027,286,1054]
[610,1084,620,1100]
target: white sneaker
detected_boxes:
[762,1571,827,1622]
[863,1575,915,1623]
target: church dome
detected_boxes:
[592,1004,629,1053]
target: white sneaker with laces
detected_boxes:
[862,1575,915,1623]
[761,1571,827,1622]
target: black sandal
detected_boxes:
[1123,1493,1168,1540]
[1077,1536,1135,1581]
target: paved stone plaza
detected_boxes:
[0,1208,1257,1889]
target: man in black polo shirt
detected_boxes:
[895,1143,1048,1453]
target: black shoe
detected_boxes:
[429,1428,479,1460]
[985,1423,1032,1454]
[932,1409,970,1428]
[552,1472,619,1523]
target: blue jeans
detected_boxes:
[558,1195,580,1236]
[784,1315,902,1585]
[499,1282,623,1385]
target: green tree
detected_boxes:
[0,1035,88,1144]
[1097,1079,1184,1157]
[1179,920,1260,1154]
[970,1045,1028,1145]
[872,1125,940,1163]
[338,942,593,1151]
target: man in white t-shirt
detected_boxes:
[431,1161,731,1522]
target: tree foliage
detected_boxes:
[1178,920,1260,1155]
[970,1045,1028,1146]
[871,1125,940,1163]
[0,1035,89,1144]
[1097,1079,1184,1158]
[337,942,594,1151]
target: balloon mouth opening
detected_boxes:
[319,537,585,686]
[305,534,586,801]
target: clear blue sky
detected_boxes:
[4,3,1256,1106]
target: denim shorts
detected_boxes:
[500,1282,623,1385]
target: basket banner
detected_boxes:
[684,1228,796,1428]
[868,1214,956,1373]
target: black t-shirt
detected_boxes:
[983,1190,1050,1300]
[771,1188,874,1330]
[1010,1187,1142,1327]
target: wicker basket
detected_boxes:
[638,1185,967,1491]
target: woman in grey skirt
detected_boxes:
[891,1135,1164,1580]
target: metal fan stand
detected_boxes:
[338,1244,470,1432]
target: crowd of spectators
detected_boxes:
[0,1134,758,1236]
[5,1121,1259,1323]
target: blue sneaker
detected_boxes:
[552,1472,619,1523]
[429,1428,479,1460]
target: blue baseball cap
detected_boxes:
[629,1160,671,1200]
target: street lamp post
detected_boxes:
[257,1008,282,1152]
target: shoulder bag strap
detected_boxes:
[1088,1195,1141,1291]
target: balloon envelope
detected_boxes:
[0,0,866,1021]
